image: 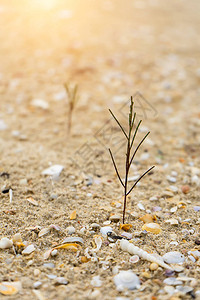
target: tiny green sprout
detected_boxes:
[64,82,79,135]
[109,96,155,224]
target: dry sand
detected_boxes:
[0,0,200,299]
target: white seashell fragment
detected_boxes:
[163,251,185,264]
[120,239,173,270]
[66,226,75,235]
[129,255,139,264]
[12,233,22,244]
[0,237,13,249]
[163,277,183,286]
[91,276,102,287]
[114,270,140,291]
[31,99,49,110]
[22,244,35,255]
[38,228,50,238]
[0,119,7,130]
[93,236,102,252]
[170,206,177,213]
[110,214,121,222]
[51,249,58,256]
[100,226,113,237]
[41,165,64,177]
[62,237,84,244]
[137,202,145,210]
[165,219,179,225]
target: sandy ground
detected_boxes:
[0,0,200,299]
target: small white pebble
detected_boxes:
[167,176,176,183]
[137,202,145,210]
[66,226,75,235]
[33,281,42,289]
[91,276,102,287]
[51,249,58,256]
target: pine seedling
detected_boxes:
[64,82,78,135]
[109,97,155,224]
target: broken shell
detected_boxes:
[129,255,139,264]
[91,276,102,287]
[54,243,81,251]
[142,223,161,234]
[70,210,76,220]
[114,270,140,291]
[41,165,64,177]
[139,214,156,223]
[27,197,38,206]
[149,262,159,271]
[44,249,53,260]
[66,226,75,235]
[93,236,102,252]
[100,226,113,237]
[120,239,172,270]
[22,244,35,255]
[38,227,50,238]
[51,249,58,256]
[121,232,133,239]
[119,224,133,231]
[54,277,68,286]
[110,214,121,222]
[165,219,179,225]
[163,251,185,264]
[12,233,22,245]
[62,237,84,244]
[0,237,13,249]
[0,282,18,295]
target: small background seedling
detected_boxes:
[109,96,155,224]
[64,82,79,135]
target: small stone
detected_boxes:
[193,206,200,212]
[110,214,121,222]
[137,202,145,210]
[51,249,58,256]
[31,99,49,109]
[0,119,7,130]
[19,179,28,185]
[141,272,151,279]
[27,260,34,267]
[181,185,190,194]
[34,269,41,276]
[41,165,64,178]
[163,277,183,286]
[163,285,175,295]
[22,244,35,255]
[49,193,58,200]
[0,237,13,249]
[195,239,200,245]
[33,281,42,289]
[66,226,75,235]
[149,263,158,271]
[167,176,176,183]
[54,277,68,286]
[91,276,102,287]
[43,263,55,269]
[47,274,57,279]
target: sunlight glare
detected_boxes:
[30,0,59,10]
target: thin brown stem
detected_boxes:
[109,149,124,188]
[109,109,128,140]
[129,131,150,167]
[126,166,155,196]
